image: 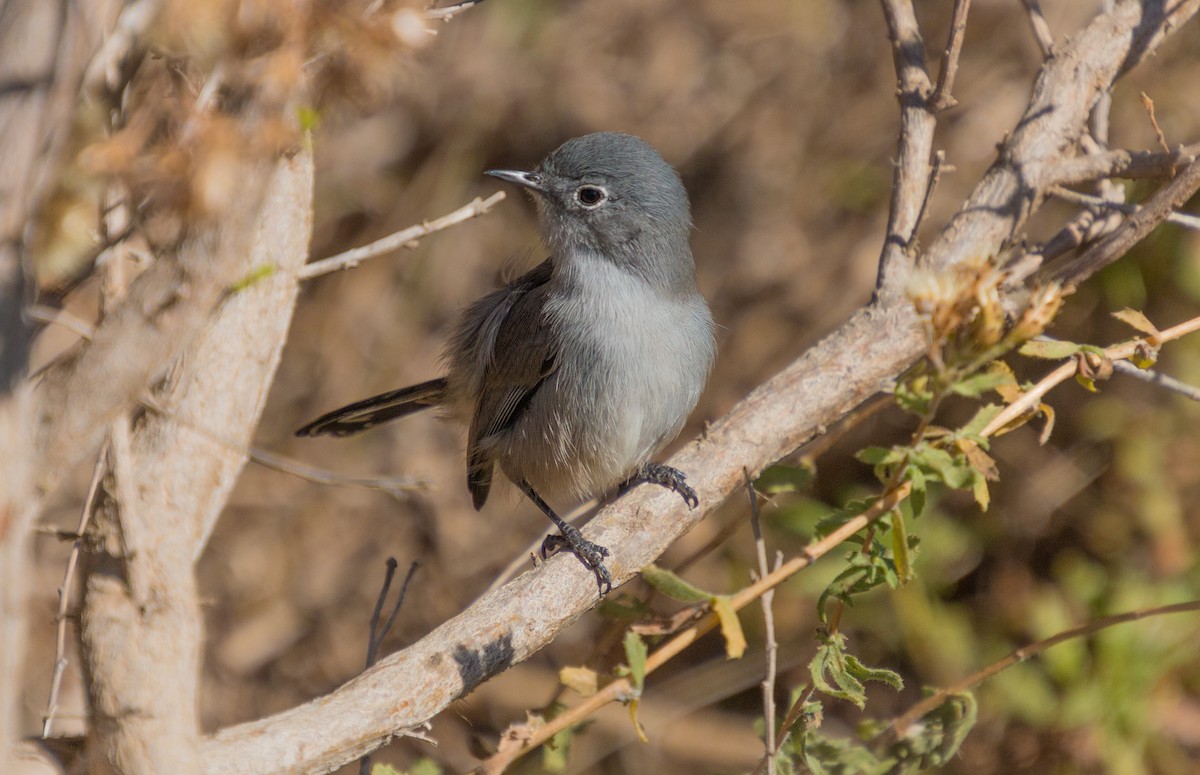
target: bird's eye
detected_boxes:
[575,185,607,208]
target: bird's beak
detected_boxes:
[485,169,544,193]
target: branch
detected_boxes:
[297,191,505,280]
[78,150,313,773]
[875,0,937,301]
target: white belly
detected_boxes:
[500,256,714,502]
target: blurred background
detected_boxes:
[23,0,1200,772]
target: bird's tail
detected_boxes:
[295,377,449,437]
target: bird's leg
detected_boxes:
[518,480,612,595]
[617,462,699,509]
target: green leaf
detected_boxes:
[909,445,974,489]
[855,446,905,466]
[809,633,867,708]
[949,370,1014,398]
[906,466,927,518]
[959,403,1003,439]
[712,596,746,659]
[1019,339,1083,359]
[623,631,647,695]
[371,765,404,775]
[756,463,815,494]
[890,509,912,584]
[543,723,573,772]
[640,564,710,603]
[844,654,903,692]
[407,759,442,775]
[895,374,933,415]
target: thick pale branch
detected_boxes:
[875,0,937,301]
[79,150,313,774]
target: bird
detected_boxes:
[297,132,716,593]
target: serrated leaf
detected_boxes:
[909,445,973,489]
[949,370,1014,398]
[895,376,933,415]
[756,463,815,494]
[1111,308,1161,341]
[809,634,867,708]
[559,666,598,697]
[640,564,710,603]
[712,596,746,659]
[960,403,1003,439]
[623,631,647,694]
[1019,339,1083,359]
[844,654,904,692]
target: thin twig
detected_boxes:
[1047,184,1200,231]
[42,446,109,738]
[27,305,97,341]
[929,0,972,111]
[360,559,420,775]
[984,314,1200,437]
[477,482,913,773]
[1111,358,1200,402]
[1050,158,1200,288]
[1018,0,1055,57]
[1050,143,1200,187]
[884,599,1200,742]
[908,150,947,249]
[425,0,487,22]
[745,471,779,775]
[299,192,506,280]
[245,444,424,497]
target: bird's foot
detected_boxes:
[541,525,612,595]
[619,462,699,509]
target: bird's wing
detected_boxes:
[466,263,557,508]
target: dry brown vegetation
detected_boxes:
[5,1,1200,773]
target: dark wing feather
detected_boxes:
[466,267,557,508]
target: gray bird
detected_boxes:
[297,132,715,593]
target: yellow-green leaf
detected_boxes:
[712,596,746,660]
[559,666,598,697]
[1111,308,1161,341]
[890,509,912,583]
[623,631,647,693]
[641,564,710,603]
[628,698,649,743]
[1019,339,1083,359]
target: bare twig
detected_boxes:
[26,306,96,341]
[984,314,1200,438]
[746,472,779,775]
[41,447,108,738]
[929,0,972,111]
[1018,0,1055,57]
[298,192,505,280]
[885,599,1200,742]
[1051,143,1200,187]
[1047,185,1200,231]
[1140,92,1173,161]
[1050,158,1200,287]
[426,0,488,22]
[1111,359,1200,402]
[360,559,420,775]
[245,445,424,497]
